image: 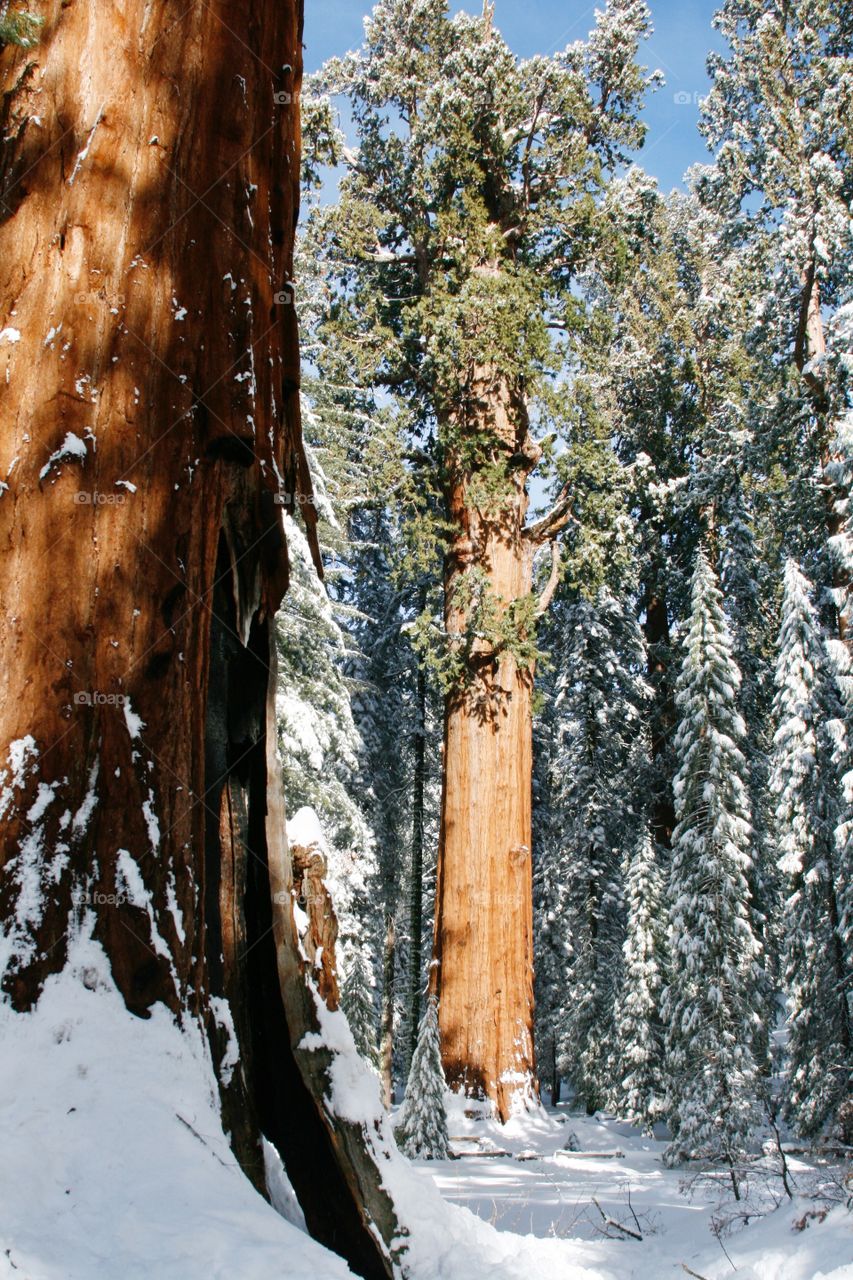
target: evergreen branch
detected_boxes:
[0,6,42,47]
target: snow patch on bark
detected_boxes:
[0,738,67,977]
[123,699,145,739]
[38,431,88,480]
[209,996,239,1086]
[142,792,160,853]
[71,760,99,836]
[115,850,172,972]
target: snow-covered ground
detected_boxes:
[0,933,849,1280]
[420,1096,853,1280]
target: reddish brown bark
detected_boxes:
[431,368,546,1122]
[0,6,397,1276]
[290,835,340,1009]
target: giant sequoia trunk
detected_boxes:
[0,5,399,1276]
[432,364,558,1122]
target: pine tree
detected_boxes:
[394,996,450,1160]
[543,588,650,1113]
[532,752,572,1105]
[662,549,763,1175]
[617,829,665,1131]
[341,950,379,1067]
[770,559,852,1135]
[696,0,853,634]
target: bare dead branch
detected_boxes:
[591,1197,643,1241]
[524,483,574,544]
[534,539,562,618]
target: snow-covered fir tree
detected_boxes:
[824,302,853,706]
[541,587,650,1113]
[394,995,449,1161]
[662,548,764,1172]
[770,559,852,1135]
[696,0,853,643]
[341,948,379,1067]
[616,828,665,1131]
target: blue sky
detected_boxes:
[303,0,726,192]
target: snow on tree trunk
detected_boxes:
[662,549,763,1169]
[395,994,449,1161]
[0,7,401,1275]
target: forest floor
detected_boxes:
[416,1096,853,1279]
[0,933,849,1280]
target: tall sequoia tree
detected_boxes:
[0,5,401,1276]
[306,0,658,1121]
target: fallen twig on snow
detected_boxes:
[591,1196,643,1240]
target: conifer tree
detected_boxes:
[770,559,852,1134]
[696,0,853,633]
[395,996,450,1161]
[341,950,380,1067]
[662,550,763,1175]
[617,829,665,1131]
[532,782,572,1105]
[306,0,660,1118]
[544,588,650,1113]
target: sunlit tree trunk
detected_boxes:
[0,5,398,1275]
[431,363,564,1121]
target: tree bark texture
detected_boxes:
[431,368,540,1123]
[0,6,399,1276]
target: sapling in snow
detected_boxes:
[340,949,379,1068]
[395,995,449,1160]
